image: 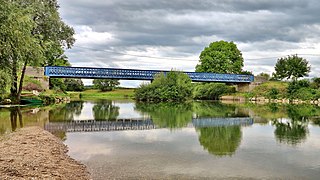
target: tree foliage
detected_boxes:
[286,79,320,100]
[273,55,311,81]
[135,71,193,102]
[257,72,270,80]
[311,77,320,89]
[65,79,85,92]
[93,79,120,91]
[0,0,74,102]
[0,70,10,99]
[195,41,244,74]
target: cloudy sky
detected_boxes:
[57,0,320,86]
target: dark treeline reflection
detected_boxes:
[135,101,244,129]
[49,101,84,121]
[135,102,193,129]
[93,100,119,121]
[196,126,242,156]
[135,101,244,156]
[193,101,244,118]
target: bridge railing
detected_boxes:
[44,66,254,83]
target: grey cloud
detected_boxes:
[58,0,320,81]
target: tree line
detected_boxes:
[135,40,317,102]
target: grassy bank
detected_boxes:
[68,88,135,100]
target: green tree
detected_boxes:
[195,41,244,74]
[257,72,270,80]
[0,0,43,102]
[65,79,85,92]
[273,54,311,81]
[0,0,75,102]
[93,79,120,91]
[135,71,193,102]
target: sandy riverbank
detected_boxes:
[0,127,90,179]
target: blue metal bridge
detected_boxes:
[44,66,254,83]
[44,117,253,133]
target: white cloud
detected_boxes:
[74,25,115,46]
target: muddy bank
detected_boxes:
[0,127,90,179]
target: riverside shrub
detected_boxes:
[287,79,320,100]
[193,83,235,100]
[135,71,192,102]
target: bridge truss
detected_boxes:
[44,66,254,83]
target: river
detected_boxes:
[1,100,320,179]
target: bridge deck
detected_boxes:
[44,66,254,83]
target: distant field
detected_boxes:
[68,88,135,100]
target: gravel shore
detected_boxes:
[0,127,90,179]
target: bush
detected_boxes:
[311,77,320,89]
[193,83,235,100]
[23,82,44,92]
[135,71,192,102]
[286,79,320,100]
[93,79,120,92]
[287,80,311,99]
[266,88,279,99]
[65,79,85,91]
[292,88,315,100]
[50,78,66,92]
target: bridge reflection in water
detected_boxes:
[44,117,253,133]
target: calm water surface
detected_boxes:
[1,100,320,179]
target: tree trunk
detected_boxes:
[10,58,18,103]
[17,60,28,103]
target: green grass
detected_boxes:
[68,88,135,100]
[250,81,288,98]
[222,81,289,100]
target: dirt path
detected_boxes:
[0,127,90,179]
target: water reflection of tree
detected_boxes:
[135,102,193,129]
[92,100,119,121]
[9,107,23,131]
[272,119,308,145]
[196,126,242,157]
[272,105,315,145]
[49,101,84,121]
[193,101,239,118]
